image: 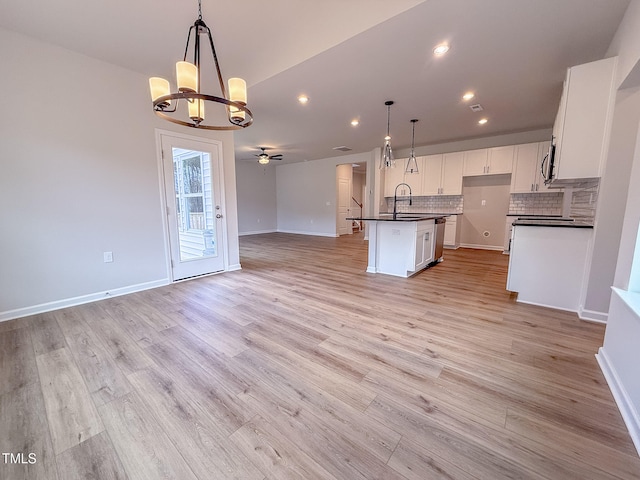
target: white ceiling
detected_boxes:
[0,0,630,164]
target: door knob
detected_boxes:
[216,214,223,218]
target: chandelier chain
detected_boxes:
[198,0,202,20]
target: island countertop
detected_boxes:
[348,214,450,222]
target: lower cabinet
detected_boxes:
[414,222,435,271]
[444,215,458,248]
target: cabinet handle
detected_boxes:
[531,183,534,192]
[536,184,539,191]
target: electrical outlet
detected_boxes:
[103,252,113,263]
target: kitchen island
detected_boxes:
[349,214,448,278]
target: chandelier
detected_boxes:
[148,0,253,130]
[380,101,395,169]
[405,119,419,174]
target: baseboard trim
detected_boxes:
[227,263,242,272]
[238,229,277,236]
[0,279,170,323]
[513,297,578,314]
[578,307,608,324]
[596,347,640,457]
[458,243,505,251]
[276,229,338,238]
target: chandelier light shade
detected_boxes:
[148,0,253,130]
[406,119,420,174]
[380,101,395,169]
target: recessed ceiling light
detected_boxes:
[433,43,450,56]
[478,118,488,125]
[298,95,309,104]
[463,92,475,101]
[350,119,359,127]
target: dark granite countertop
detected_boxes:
[348,214,448,222]
[512,219,593,228]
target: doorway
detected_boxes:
[336,162,367,236]
[158,131,226,280]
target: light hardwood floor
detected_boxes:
[1,232,639,479]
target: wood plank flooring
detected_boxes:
[1,232,639,479]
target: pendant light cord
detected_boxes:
[198,0,202,20]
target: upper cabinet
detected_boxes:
[511,142,550,193]
[422,153,463,196]
[462,149,488,176]
[440,152,464,195]
[383,162,407,197]
[551,56,617,182]
[462,146,513,176]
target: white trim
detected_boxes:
[578,306,608,324]
[276,229,338,238]
[0,279,169,323]
[238,229,278,236]
[512,297,580,314]
[596,347,640,457]
[457,243,505,251]
[227,263,242,272]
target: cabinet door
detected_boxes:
[384,163,406,197]
[487,145,514,174]
[403,156,424,196]
[510,143,538,193]
[462,149,488,176]
[441,152,463,195]
[444,216,457,247]
[422,154,443,195]
[555,57,616,180]
[535,141,551,192]
[504,217,514,252]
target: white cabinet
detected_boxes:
[383,163,406,197]
[552,56,617,181]
[422,153,463,196]
[507,225,592,311]
[510,142,550,193]
[383,158,423,197]
[414,222,435,271]
[422,154,443,195]
[463,146,513,176]
[441,153,464,195]
[462,149,488,176]
[444,215,458,248]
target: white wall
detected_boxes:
[597,0,640,456]
[276,151,373,237]
[236,161,277,235]
[582,87,640,318]
[0,27,240,320]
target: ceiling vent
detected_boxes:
[469,104,484,112]
[333,146,352,152]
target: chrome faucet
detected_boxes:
[393,183,412,220]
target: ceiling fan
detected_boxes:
[255,147,283,165]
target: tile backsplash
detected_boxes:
[385,195,463,214]
[570,179,599,221]
[508,192,563,216]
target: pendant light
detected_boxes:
[380,101,395,169]
[405,119,420,174]
[148,0,253,130]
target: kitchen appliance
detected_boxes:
[542,135,556,184]
[433,217,446,263]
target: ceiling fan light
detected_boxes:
[258,156,270,165]
[149,77,171,108]
[176,61,198,93]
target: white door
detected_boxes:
[160,132,226,280]
[336,164,353,236]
